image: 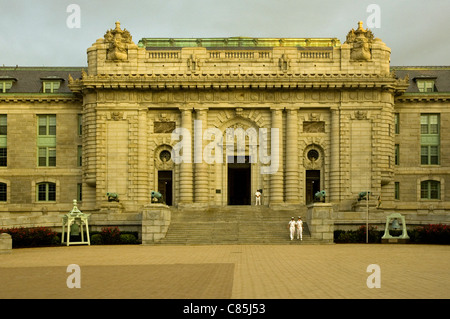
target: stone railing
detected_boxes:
[299,50,332,59]
[147,51,180,59]
[208,51,271,59]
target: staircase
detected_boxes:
[157,206,322,245]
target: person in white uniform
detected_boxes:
[288,217,296,240]
[296,216,303,240]
[255,190,261,205]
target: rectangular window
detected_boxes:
[395,144,399,165]
[37,182,56,201]
[394,113,399,134]
[420,114,439,165]
[394,182,400,200]
[38,115,56,136]
[38,147,56,167]
[0,183,6,201]
[421,180,440,200]
[0,148,7,167]
[0,114,6,135]
[77,145,82,167]
[417,80,435,92]
[77,183,82,202]
[42,81,60,93]
[78,114,82,136]
[0,81,14,93]
[37,115,56,167]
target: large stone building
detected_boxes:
[0,22,449,240]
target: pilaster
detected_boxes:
[179,108,193,204]
[285,108,299,204]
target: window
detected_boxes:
[38,115,56,136]
[38,147,56,166]
[0,148,6,167]
[0,80,14,93]
[77,145,82,167]
[394,182,400,200]
[394,113,399,134]
[417,80,435,92]
[421,145,439,165]
[420,180,440,200]
[78,114,82,136]
[0,182,6,201]
[421,114,439,135]
[37,182,56,201]
[0,114,6,135]
[77,183,82,202]
[37,115,56,167]
[395,144,399,165]
[42,81,61,93]
[0,115,6,167]
[420,114,439,165]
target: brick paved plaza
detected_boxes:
[1,243,449,300]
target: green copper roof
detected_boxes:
[138,37,340,49]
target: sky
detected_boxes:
[0,0,449,67]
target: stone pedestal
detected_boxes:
[306,203,334,243]
[0,233,12,254]
[141,203,171,244]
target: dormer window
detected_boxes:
[40,76,64,93]
[0,76,16,93]
[415,77,436,93]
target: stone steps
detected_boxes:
[157,206,324,245]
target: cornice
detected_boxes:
[0,93,81,103]
[395,93,450,103]
[69,72,406,92]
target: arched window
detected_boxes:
[37,182,56,201]
[420,180,440,200]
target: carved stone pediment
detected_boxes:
[104,21,133,61]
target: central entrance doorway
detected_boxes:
[158,170,173,206]
[306,170,320,204]
[228,156,251,205]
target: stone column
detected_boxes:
[270,108,284,205]
[329,108,340,202]
[194,108,209,204]
[285,108,299,204]
[179,108,193,204]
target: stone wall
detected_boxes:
[306,203,334,243]
[141,204,171,244]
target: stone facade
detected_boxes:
[0,22,448,237]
